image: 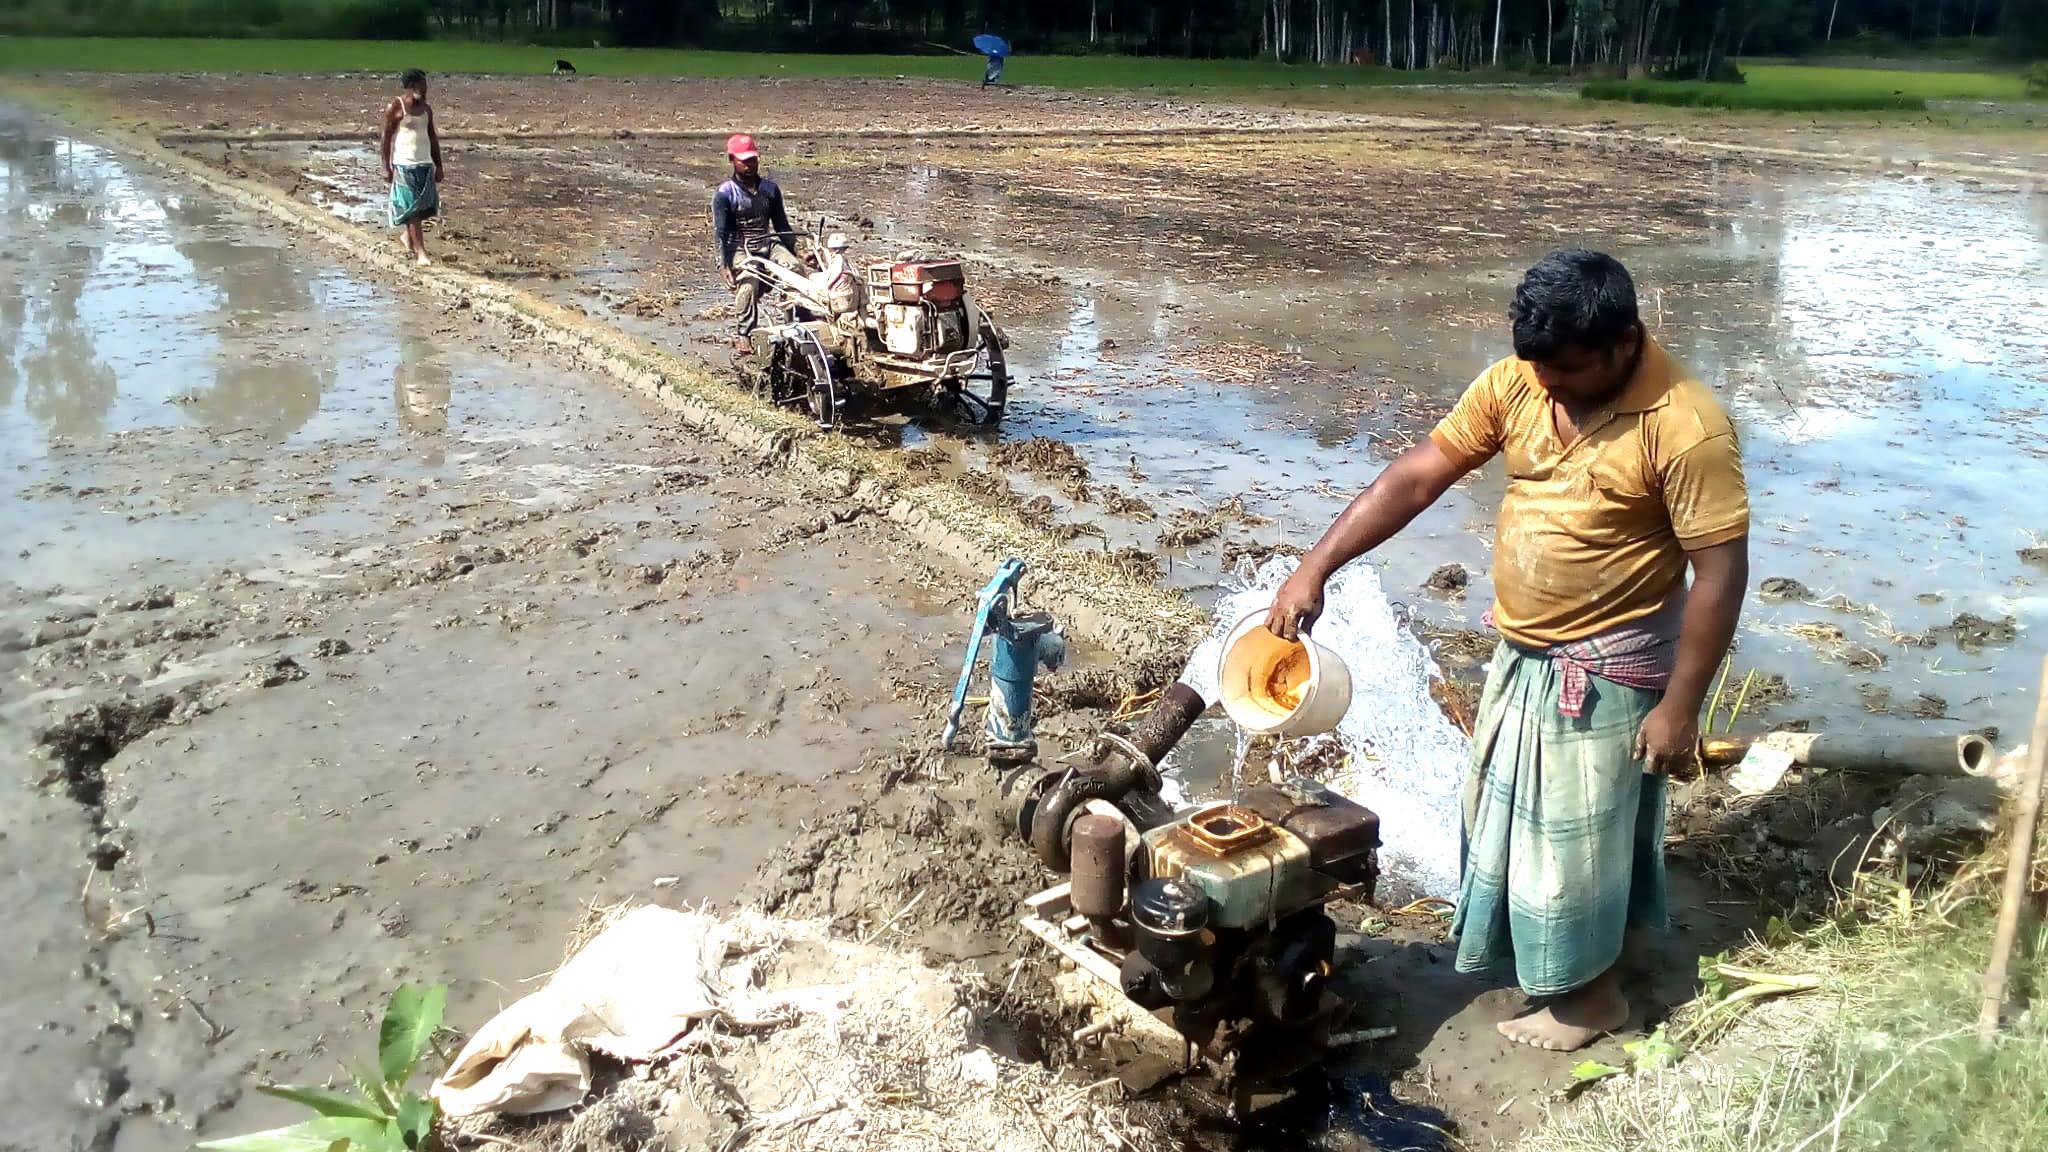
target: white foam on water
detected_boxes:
[1180,556,1475,899]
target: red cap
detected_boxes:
[725,133,759,161]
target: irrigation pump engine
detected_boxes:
[1012,684,1383,1110]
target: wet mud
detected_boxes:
[117,71,2048,753]
[0,118,983,1150]
[9,71,2048,1151]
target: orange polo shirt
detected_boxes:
[1428,336,1749,648]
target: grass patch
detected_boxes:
[1744,62,2031,102]
[1583,78,1928,112]
[1530,855,2048,1152]
[0,36,1524,89]
[1584,64,2032,112]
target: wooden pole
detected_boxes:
[1978,655,2048,1048]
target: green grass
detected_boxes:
[1583,78,1929,112]
[1585,63,2032,113]
[1528,868,2048,1152]
[1744,62,2031,102]
[0,36,1519,89]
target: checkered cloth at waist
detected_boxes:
[1482,599,1682,718]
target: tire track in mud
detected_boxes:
[28,690,210,1152]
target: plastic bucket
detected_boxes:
[1215,611,1353,737]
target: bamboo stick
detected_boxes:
[1977,655,2048,1048]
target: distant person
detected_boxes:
[1266,250,1750,1053]
[381,69,444,266]
[975,33,1010,87]
[712,133,801,356]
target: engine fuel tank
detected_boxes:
[1142,803,1314,931]
[1237,780,1380,891]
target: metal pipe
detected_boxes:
[1030,753,1150,871]
[1027,681,1207,871]
[1700,731,1995,777]
[1127,681,1208,767]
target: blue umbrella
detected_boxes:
[973,34,1011,59]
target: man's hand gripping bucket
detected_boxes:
[1216,611,1353,737]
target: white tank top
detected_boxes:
[392,105,433,166]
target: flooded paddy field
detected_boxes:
[7,70,2048,1151]
[177,81,2048,749]
[0,116,998,1150]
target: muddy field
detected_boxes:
[3,107,1696,1152]
[0,121,994,1150]
[6,71,2047,1152]
[115,71,2048,750]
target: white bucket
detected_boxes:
[1215,610,1354,737]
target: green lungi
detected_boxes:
[390,163,439,228]
[1450,643,1669,996]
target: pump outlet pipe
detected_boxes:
[1700,730,1995,778]
[1027,681,1208,871]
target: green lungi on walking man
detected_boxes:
[1266,249,1751,1052]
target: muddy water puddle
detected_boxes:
[794,152,2048,745]
[2,112,970,1152]
[813,149,2048,745]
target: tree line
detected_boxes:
[445,0,2043,66]
[4,0,2040,64]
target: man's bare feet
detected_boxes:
[415,252,433,266]
[1497,970,1630,1052]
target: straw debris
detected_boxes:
[1161,342,1308,385]
[447,910,1168,1152]
[1526,835,2048,1152]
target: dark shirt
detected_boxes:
[712,177,793,269]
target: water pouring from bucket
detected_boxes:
[1216,610,1353,738]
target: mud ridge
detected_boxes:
[131,110,2045,183]
[25,103,1208,669]
[151,123,1425,147]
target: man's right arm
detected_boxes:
[1266,441,1472,639]
[379,101,397,181]
[711,186,736,272]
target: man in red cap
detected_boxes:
[712,133,802,355]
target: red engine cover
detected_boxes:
[890,260,965,285]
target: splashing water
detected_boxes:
[1175,556,1474,900]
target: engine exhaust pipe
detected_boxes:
[1126,681,1208,766]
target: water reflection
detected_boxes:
[0,273,19,411]
[1,126,119,439]
[394,334,451,465]
[164,199,331,441]
[0,115,338,447]
[15,233,116,439]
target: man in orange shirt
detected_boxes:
[1267,249,1749,1052]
